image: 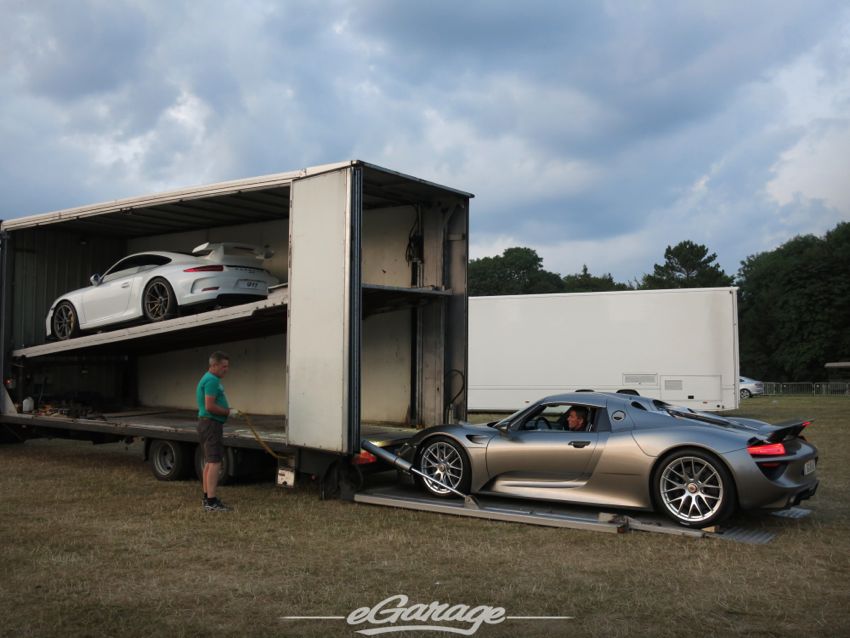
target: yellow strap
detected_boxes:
[242,413,287,460]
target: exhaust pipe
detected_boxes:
[360,439,480,509]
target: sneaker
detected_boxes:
[203,498,231,512]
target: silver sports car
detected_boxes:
[398,392,819,527]
[46,242,279,340]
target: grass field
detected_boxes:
[1,396,848,637]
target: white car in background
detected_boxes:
[46,242,279,340]
[739,376,764,399]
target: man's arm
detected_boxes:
[204,395,230,417]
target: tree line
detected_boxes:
[468,222,850,382]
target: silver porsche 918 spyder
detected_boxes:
[397,392,819,527]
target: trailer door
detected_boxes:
[286,167,361,454]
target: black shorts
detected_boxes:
[197,418,224,463]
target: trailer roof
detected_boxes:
[0,160,473,237]
[471,287,739,302]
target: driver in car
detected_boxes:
[566,406,589,431]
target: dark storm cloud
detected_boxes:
[0,1,847,281]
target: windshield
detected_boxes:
[491,403,539,428]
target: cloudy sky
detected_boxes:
[2,1,848,281]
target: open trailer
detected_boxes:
[0,160,470,492]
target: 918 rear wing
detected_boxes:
[764,419,813,443]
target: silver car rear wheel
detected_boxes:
[655,451,734,527]
[416,437,470,498]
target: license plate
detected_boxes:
[239,280,262,289]
[803,459,816,476]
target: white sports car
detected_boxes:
[46,242,279,340]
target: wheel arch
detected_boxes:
[414,431,473,463]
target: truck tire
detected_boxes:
[194,444,231,486]
[149,439,192,481]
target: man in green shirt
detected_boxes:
[197,351,241,512]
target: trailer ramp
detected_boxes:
[355,485,625,534]
[355,484,788,543]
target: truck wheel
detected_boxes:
[194,444,231,486]
[52,301,80,340]
[150,439,191,481]
[142,278,177,322]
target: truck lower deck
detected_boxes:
[0,410,414,453]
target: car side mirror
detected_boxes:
[496,422,510,434]
[90,274,102,286]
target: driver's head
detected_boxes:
[567,406,588,430]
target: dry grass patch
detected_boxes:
[1,396,848,637]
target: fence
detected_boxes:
[764,382,850,396]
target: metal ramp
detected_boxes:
[355,485,625,533]
[354,484,801,543]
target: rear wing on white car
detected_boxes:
[192,242,274,261]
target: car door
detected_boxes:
[80,256,145,325]
[485,403,598,485]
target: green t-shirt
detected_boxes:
[197,371,230,423]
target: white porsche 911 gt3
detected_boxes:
[46,242,279,340]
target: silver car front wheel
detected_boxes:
[654,450,734,528]
[416,436,471,498]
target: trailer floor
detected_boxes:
[354,481,807,543]
[4,408,416,452]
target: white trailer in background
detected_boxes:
[468,288,740,412]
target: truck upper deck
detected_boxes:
[11,283,451,360]
[13,287,290,359]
